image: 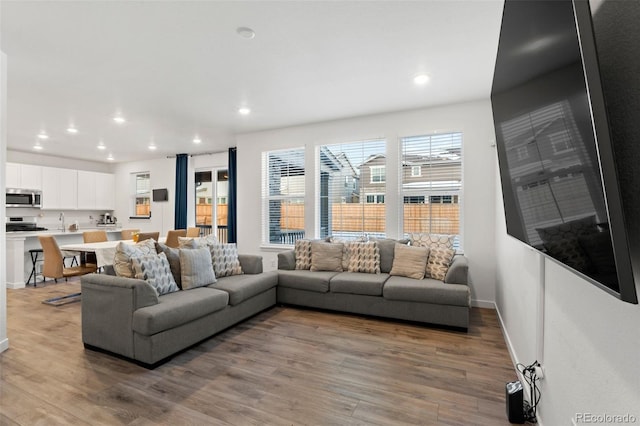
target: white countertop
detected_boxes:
[6,227,123,239]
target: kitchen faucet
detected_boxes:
[59,212,65,232]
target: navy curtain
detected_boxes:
[228,147,238,243]
[174,154,188,229]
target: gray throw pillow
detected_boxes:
[370,237,409,273]
[131,252,179,296]
[155,242,182,289]
[179,247,216,290]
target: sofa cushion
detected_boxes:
[346,241,380,274]
[278,270,339,293]
[329,272,390,296]
[425,246,456,280]
[131,252,179,296]
[210,271,278,306]
[180,247,216,290]
[310,241,344,272]
[132,287,229,335]
[383,276,469,307]
[390,244,429,280]
[209,243,243,277]
[294,239,313,270]
[370,237,409,273]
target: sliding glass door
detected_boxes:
[194,169,228,242]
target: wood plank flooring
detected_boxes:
[1,280,517,425]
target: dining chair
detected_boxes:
[120,228,140,240]
[83,230,108,243]
[186,227,200,238]
[137,232,160,242]
[165,229,187,248]
[38,235,97,283]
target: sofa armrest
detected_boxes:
[80,273,159,358]
[445,255,468,285]
[238,254,263,274]
[278,250,296,270]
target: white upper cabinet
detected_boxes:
[41,167,78,210]
[6,162,42,190]
[77,170,115,210]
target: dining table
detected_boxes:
[59,238,166,268]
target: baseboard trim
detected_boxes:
[0,337,9,353]
[471,299,495,309]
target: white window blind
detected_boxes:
[131,172,151,218]
[262,148,305,245]
[318,139,386,240]
[401,133,462,249]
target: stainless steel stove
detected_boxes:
[6,216,48,232]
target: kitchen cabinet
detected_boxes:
[77,171,115,210]
[41,167,78,210]
[6,162,42,190]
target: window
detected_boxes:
[318,139,386,240]
[131,172,151,218]
[401,133,462,249]
[370,165,386,183]
[411,165,422,177]
[262,148,305,245]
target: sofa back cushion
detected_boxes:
[370,237,409,273]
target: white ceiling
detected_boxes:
[1,1,504,163]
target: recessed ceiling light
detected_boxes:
[413,74,430,85]
[33,143,44,150]
[236,27,256,39]
[37,132,49,140]
[238,107,251,115]
[107,154,114,161]
[193,137,202,144]
[67,126,78,134]
[113,115,126,124]
[97,142,106,150]
[148,144,157,151]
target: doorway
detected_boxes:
[194,169,228,242]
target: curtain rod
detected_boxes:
[166,150,228,159]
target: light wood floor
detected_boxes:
[1,280,516,425]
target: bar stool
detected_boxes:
[27,248,44,286]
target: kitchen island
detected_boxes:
[6,227,123,289]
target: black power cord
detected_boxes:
[516,360,542,423]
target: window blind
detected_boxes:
[318,139,386,240]
[262,148,305,245]
[401,133,462,249]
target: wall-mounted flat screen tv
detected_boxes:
[152,188,168,202]
[491,0,638,303]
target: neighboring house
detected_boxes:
[359,154,386,204]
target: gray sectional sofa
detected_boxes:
[81,241,470,368]
[81,255,278,367]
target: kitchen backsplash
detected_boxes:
[6,207,115,230]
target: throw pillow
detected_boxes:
[113,239,157,278]
[369,237,409,273]
[131,252,179,296]
[389,244,429,280]
[180,247,216,290]
[155,242,182,289]
[425,246,456,281]
[310,241,344,272]
[294,239,313,270]
[408,233,456,250]
[346,241,380,274]
[209,243,243,278]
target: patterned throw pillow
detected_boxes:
[131,252,179,296]
[425,246,456,280]
[310,241,344,272]
[346,241,380,274]
[113,239,157,278]
[294,239,313,270]
[209,243,243,278]
[180,247,216,290]
[389,244,429,280]
[178,234,218,249]
[408,233,456,250]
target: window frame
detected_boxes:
[370,165,386,183]
[130,171,151,219]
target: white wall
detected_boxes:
[1,51,9,353]
[495,159,640,425]
[236,99,497,307]
[7,150,113,173]
[113,158,176,237]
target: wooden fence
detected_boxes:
[195,204,227,226]
[275,203,459,234]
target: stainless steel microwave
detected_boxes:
[6,189,42,208]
